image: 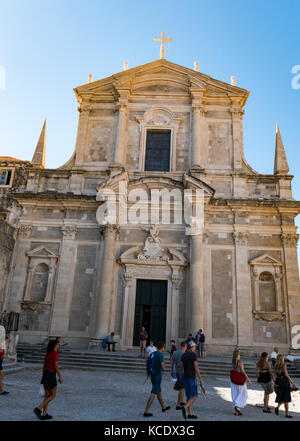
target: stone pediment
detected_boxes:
[27,246,58,259]
[74,59,249,104]
[249,254,283,266]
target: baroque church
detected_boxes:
[1,41,300,355]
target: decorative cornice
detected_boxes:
[252,310,286,322]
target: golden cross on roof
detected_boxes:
[154,31,173,59]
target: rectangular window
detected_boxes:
[0,170,12,186]
[144,130,171,172]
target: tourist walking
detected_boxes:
[144,342,171,417]
[34,339,63,420]
[256,352,275,413]
[171,341,187,410]
[270,347,279,368]
[179,341,204,419]
[195,329,206,358]
[139,327,148,358]
[274,354,298,418]
[146,341,157,359]
[0,336,16,396]
[230,349,252,416]
[168,339,177,360]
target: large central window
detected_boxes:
[144,130,171,172]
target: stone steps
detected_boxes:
[2,360,27,375]
[16,344,300,377]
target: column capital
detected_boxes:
[233,231,249,245]
[281,233,299,247]
[230,107,245,119]
[61,225,77,240]
[18,224,32,238]
[100,223,120,237]
[77,103,92,114]
[122,270,133,288]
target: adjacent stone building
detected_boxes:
[1,58,300,355]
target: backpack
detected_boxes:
[199,334,205,343]
[146,351,161,376]
[102,338,108,349]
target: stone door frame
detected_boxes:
[119,245,187,349]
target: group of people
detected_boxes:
[143,340,299,419]
[1,329,299,420]
[140,327,206,360]
[231,347,298,418]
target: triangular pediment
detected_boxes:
[249,254,282,266]
[27,246,58,259]
[74,59,249,104]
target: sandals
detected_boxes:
[234,407,242,416]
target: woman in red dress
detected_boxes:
[34,340,63,420]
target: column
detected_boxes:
[189,233,203,334]
[49,225,77,336]
[190,90,205,169]
[74,104,91,167]
[92,224,118,339]
[6,225,32,312]
[230,105,244,171]
[113,91,129,167]
[233,231,252,347]
[120,270,132,348]
[171,271,182,346]
[281,233,300,344]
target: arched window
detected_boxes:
[30,263,49,302]
[259,271,276,311]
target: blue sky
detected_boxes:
[0,0,299,238]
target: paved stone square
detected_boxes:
[1,367,300,421]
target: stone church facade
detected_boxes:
[1,59,300,355]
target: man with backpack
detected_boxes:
[144,342,171,417]
[198,329,206,358]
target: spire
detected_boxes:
[274,123,289,174]
[32,120,46,168]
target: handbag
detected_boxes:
[38,384,45,398]
[230,369,246,386]
[173,379,184,391]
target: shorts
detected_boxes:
[150,373,162,395]
[260,381,273,395]
[184,377,198,399]
[199,343,205,353]
[42,370,57,390]
[140,340,147,349]
[0,359,3,371]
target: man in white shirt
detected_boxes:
[270,347,279,367]
[146,341,157,358]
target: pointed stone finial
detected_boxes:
[194,61,199,72]
[88,74,93,83]
[274,123,289,174]
[32,120,46,168]
[123,61,129,71]
[231,76,237,86]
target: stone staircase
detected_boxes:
[16,344,300,378]
[3,359,28,375]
